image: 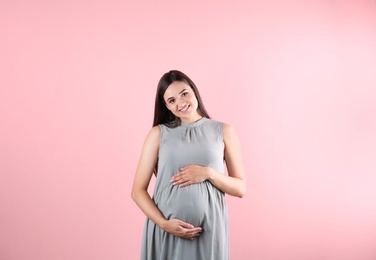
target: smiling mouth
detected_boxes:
[179,104,190,112]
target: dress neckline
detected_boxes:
[180,117,207,128]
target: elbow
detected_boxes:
[237,193,245,199]
[236,182,246,198]
[131,186,147,202]
[131,188,138,202]
[237,189,246,198]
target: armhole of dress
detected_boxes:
[158,124,164,161]
[220,122,225,161]
[154,124,163,177]
[158,124,164,145]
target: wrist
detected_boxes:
[158,218,168,230]
[206,167,214,181]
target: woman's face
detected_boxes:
[163,81,201,123]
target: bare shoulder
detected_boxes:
[145,125,161,145]
[222,122,238,140]
[149,125,161,137]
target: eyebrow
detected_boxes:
[166,89,187,102]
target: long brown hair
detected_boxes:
[153,70,210,127]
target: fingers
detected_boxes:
[170,175,181,184]
[179,221,202,232]
[183,227,203,240]
[170,165,204,187]
[177,220,203,240]
[179,221,194,229]
[170,166,193,183]
[173,179,190,187]
[180,221,202,232]
[179,165,190,171]
[170,174,190,187]
[184,228,202,235]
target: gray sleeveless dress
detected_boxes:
[140,117,229,260]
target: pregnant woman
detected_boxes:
[131,70,246,260]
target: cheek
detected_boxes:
[191,97,198,106]
[167,104,177,112]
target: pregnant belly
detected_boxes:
[156,182,210,227]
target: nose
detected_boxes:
[177,97,186,107]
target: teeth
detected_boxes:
[180,105,189,112]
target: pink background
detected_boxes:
[1,0,376,259]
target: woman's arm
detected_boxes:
[131,126,202,240]
[209,123,246,197]
[170,123,246,198]
[131,126,165,226]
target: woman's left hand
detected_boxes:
[170,165,211,187]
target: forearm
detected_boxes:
[131,188,167,229]
[207,167,246,198]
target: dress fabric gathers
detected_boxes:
[140,117,229,260]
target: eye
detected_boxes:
[168,99,175,104]
[182,91,189,97]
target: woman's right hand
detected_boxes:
[161,219,202,240]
